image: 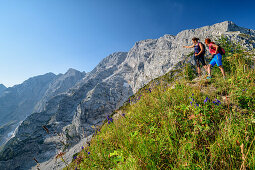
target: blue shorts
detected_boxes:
[209,53,222,67]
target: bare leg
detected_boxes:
[197,67,201,76]
[203,65,208,75]
[207,64,212,76]
[219,65,226,77]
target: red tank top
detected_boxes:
[209,42,219,55]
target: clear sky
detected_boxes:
[0,0,255,87]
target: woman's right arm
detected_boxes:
[183,44,195,48]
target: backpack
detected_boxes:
[198,42,206,55]
[218,45,225,55]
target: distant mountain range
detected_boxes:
[0,21,254,170]
[0,69,85,146]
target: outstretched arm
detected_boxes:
[183,44,195,48]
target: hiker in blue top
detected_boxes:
[183,37,207,77]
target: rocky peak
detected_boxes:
[65,68,84,76]
[93,52,128,71]
[0,84,6,95]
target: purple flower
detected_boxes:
[216,99,221,104]
[75,167,77,170]
[149,88,152,93]
[73,156,77,160]
[196,103,199,107]
[122,113,126,117]
[192,98,194,101]
[192,93,194,96]
[107,115,113,122]
[213,101,216,104]
[81,146,84,150]
[88,152,90,155]
[204,97,209,104]
[107,116,113,124]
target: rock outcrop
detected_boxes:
[0,84,6,96]
[0,21,254,170]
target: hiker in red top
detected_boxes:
[183,37,208,77]
[205,38,226,79]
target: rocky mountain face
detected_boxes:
[0,21,254,170]
[0,84,6,96]
[0,69,85,146]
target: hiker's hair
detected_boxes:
[192,37,199,41]
[205,38,211,44]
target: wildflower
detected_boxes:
[88,152,90,155]
[192,93,194,96]
[81,146,84,150]
[149,88,152,93]
[192,98,194,101]
[190,101,193,105]
[75,167,77,170]
[73,156,77,160]
[204,97,209,104]
[196,103,199,107]
[107,115,113,123]
[216,99,221,104]
[122,113,126,117]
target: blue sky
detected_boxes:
[0,0,255,87]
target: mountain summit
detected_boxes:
[0,84,6,95]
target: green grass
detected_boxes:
[66,37,255,170]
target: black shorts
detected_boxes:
[194,54,206,67]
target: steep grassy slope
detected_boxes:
[66,38,255,169]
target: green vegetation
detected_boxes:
[66,37,255,169]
